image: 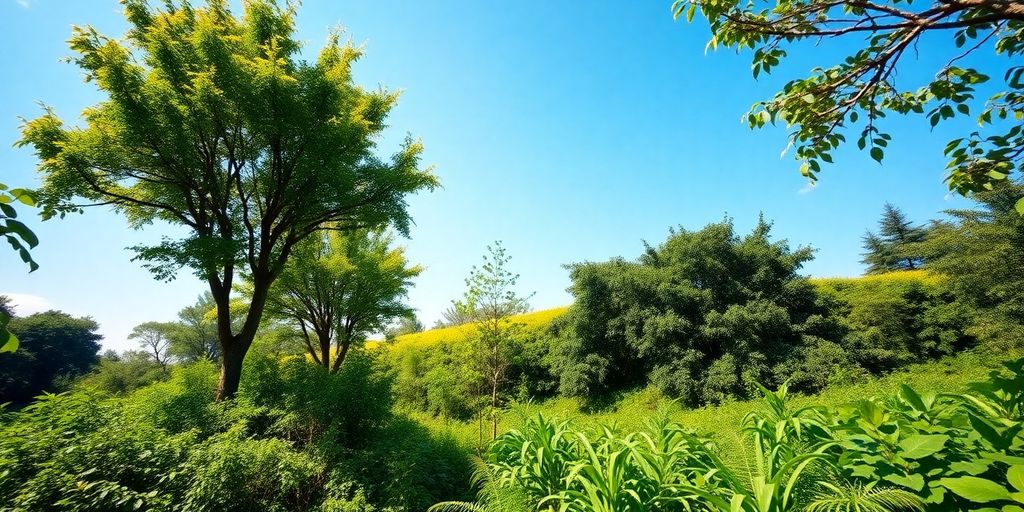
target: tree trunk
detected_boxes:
[212,270,274,400]
[217,342,245,400]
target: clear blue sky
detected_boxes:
[1,0,989,351]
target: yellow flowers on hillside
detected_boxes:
[371,306,569,353]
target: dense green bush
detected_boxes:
[0,350,473,511]
[813,270,974,373]
[550,217,840,405]
[76,350,169,395]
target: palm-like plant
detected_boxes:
[805,482,924,512]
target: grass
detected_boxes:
[413,348,1015,457]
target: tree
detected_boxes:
[861,203,929,273]
[18,0,437,399]
[77,349,167,394]
[128,321,176,370]
[264,229,421,372]
[916,179,1024,344]
[169,293,220,362]
[0,310,102,403]
[385,314,424,342]
[551,216,839,405]
[674,0,1024,206]
[457,241,531,441]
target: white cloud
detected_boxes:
[797,182,816,195]
[16,0,30,9]
[0,293,53,316]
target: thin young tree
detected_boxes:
[18,0,437,398]
[264,228,420,372]
[456,241,532,442]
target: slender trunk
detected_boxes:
[491,378,498,440]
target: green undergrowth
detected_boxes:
[413,348,1016,458]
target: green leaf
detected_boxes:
[1009,466,1024,492]
[4,219,38,248]
[0,330,17,353]
[884,472,925,491]
[900,384,927,412]
[870,146,884,163]
[1015,197,1024,215]
[940,476,1010,503]
[899,434,947,459]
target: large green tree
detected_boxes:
[552,217,838,405]
[917,180,1024,344]
[264,229,421,372]
[0,310,102,403]
[861,203,929,273]
[18,0,436,398]
[674,0,1024,204]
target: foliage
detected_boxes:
[0,184,39,354]
[0,310,102,404]
[456,241,533,441]
[674,0,1024,203]
[551,216,838,405]
[0,183,39,274]
[264,229,420,372]
[168,293,219,363]
[914,179,1024,346]
[18,0,437,399]
[448,355,1024,512]
[77,349,169,395]
[812,270,974,373]
[861,204,928,274]
[129,321,177,369]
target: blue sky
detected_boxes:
[0,0,993,351]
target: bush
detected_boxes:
[813,270,974,373]
[183,426,323,512]
[76,350,168,395]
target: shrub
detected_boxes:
[183,426,323,512]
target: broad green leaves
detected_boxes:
[0,183,39,273]
[897,435,948,460]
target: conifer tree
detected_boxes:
[861,204,928,274]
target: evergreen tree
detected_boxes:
[917,180,1024,345]
[861,203,928,274]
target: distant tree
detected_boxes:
[18,1,437,399]
[674,0,1024,206]
[552,216,838,405]
[438,305,476,328]
[457,241,532,441]
[916,180,1024,344]
[128,321,176,370]
[264,229,421,372]
[861,203,929,273]
[385,315,424,342]
[169,293,219,362]
[77,349,166,395]
[0,311,102,403]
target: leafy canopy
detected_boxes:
[674,0,1024,207]
[16,0,437,397]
